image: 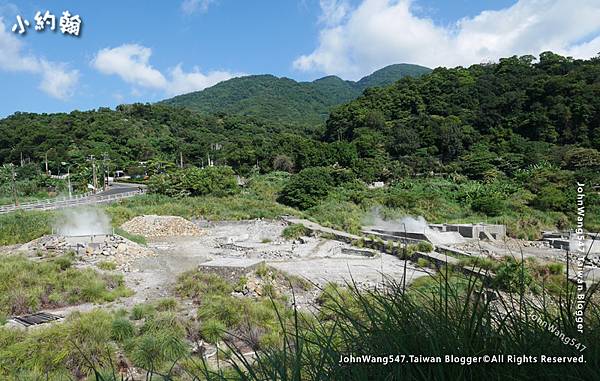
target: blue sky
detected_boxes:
[0,0,599,117]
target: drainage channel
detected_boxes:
[12,312,63,327]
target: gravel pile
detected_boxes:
[19,234,155,271]
[121,215,204,238]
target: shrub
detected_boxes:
[51,255,73,270]
[416,241,434,252]
[0,255,130,316]
[111,317,135,341]
[493,258,534,292]
[131,303,156,320]
[417,258,431,268]
[255,263,270,279]
[148,166,239,198]
[278,167,334,210]
[98,261,117,271]
[282,224,309,240]
[156,298,178,312]
[532,185,568,212]
[200,319,227,343]
[175,271,233,300]
[546,262,564,275]
[470,192,506,216]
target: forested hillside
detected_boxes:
[1,53,599,184]
[160,64,431,127]
[324,52,600,179]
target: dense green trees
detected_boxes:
[277,167,356,210]
[148,166,238,197]
[160,64,431,129]
[1,52,599,223]
[325,52,600,183]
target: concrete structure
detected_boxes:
[364,228,466,246]
[542,232,600,255]
[198,258,265,281]
[429,223,506,240]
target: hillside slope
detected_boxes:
[160,64,431,127]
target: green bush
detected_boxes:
[546,262,564,275]
[111,317,135,341]
[131,303,156,321]
[175,271,233,300]
[156,298,178,312]
[98,261,117,271]
[200,319,227,343]
[417,258,431,268]
[282,224,309,240]
[493,258,534,292]
[148,166,239,198]
[278,167,335,210]
[470,192,506,217]
[416,241,434,252]
[0,255,131,316]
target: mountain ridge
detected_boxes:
[160,64,432,127]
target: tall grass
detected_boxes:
[193,272,599,380]
[0,255,132,318]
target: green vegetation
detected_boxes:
[416,241,433,252]
[416,257,431,268]
[3,53,599,237]
[0,163,71,203]
[148,165,239,197]
[97,260,117,271]
[281,223,309,240]
[0,210,52,245]
[161,64,431,129]
[0,257,596,379]
[175,269,294,350]
[113,226,147,245]
[0,255,131,318]
[0,308,191,379]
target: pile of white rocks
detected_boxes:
[121,215,204,238]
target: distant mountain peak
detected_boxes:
[160,64,431,127]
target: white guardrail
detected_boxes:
[0,189,146,214]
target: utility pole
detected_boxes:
[180,152,184,169]
[10,164,19,207]
[67,166,72,198]
[62,162,72,198]
[45,152,49,175]
[102,153,110,191]
[89,155,98,194]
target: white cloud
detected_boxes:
[0,17,79,99]
[167,64,242,95]
[92,43,242,96]
[319,0,351,26]
[39,61,79,99]
[181,0,215,15]
[295,0,600,79]
[92,44,167,89]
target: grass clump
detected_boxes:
[0,211,52,245]
[281,223,309,240]
[97,260,117,271]
[0,255,131,316]
[416,258,431,268]
[416,241,434,252]
[175,271,233,300]
[130,303,156,321]
[156,297,178,312]
[113,226,147,245]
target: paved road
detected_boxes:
[96,182,145,196]
[0,182,147,214]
